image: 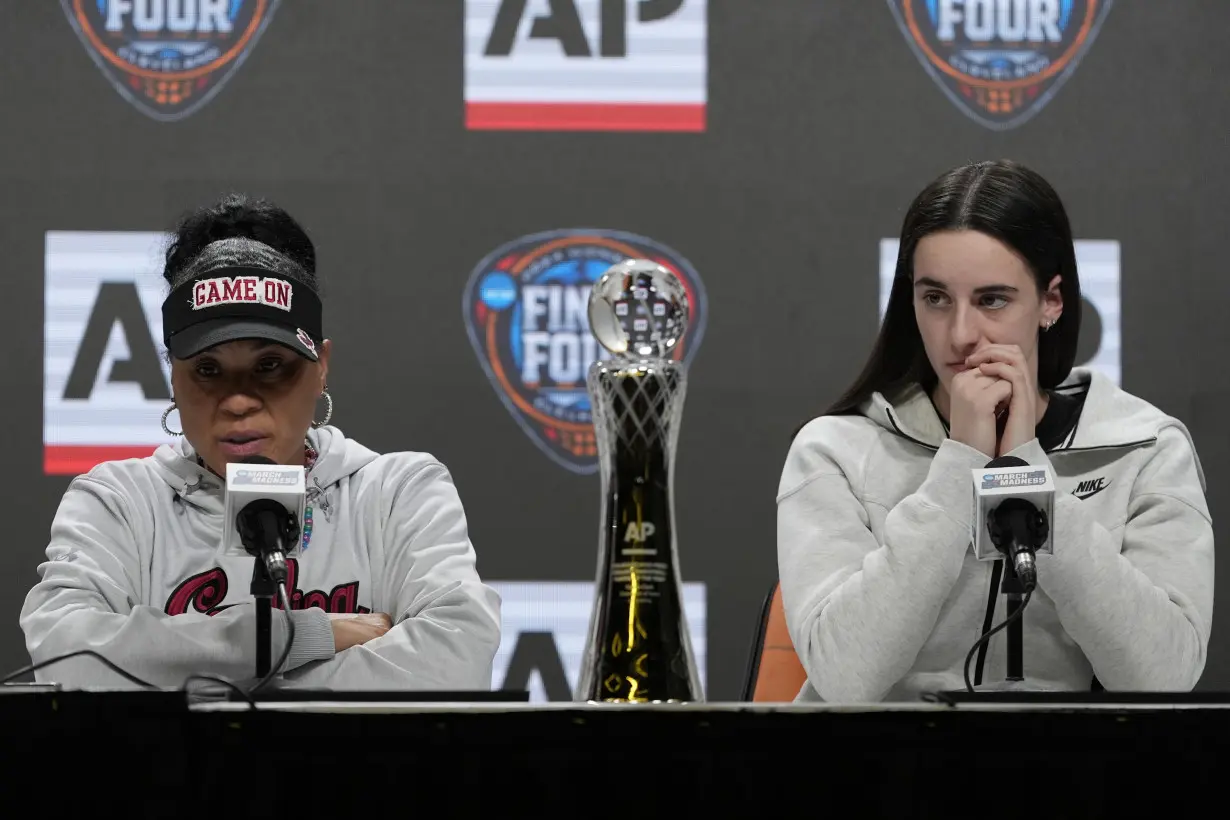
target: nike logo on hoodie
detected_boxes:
[1073,477,1110,500]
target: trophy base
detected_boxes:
[584,698,692,705]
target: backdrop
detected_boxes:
[1,1,1226,701]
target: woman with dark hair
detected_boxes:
[777,160,1213,702]
[20,194,502,691]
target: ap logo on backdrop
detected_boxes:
[886,0,1114,130]
[879,238,1121,384]
[62,0,281,121]
[464,0,707,132]
[44,232,175,475]
[463,229,707,474]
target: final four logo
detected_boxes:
[62,0,281,121]
[463,230,707,475]
[887,0,1113,130]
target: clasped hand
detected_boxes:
[948,344,1041,459]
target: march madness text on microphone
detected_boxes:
[972,459,1056,562]
[232,469,302,486]
[981,470,1049,490]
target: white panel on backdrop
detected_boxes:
[878,239,1122,386]
[464,0,707,131]
[488,581,706,702]
[44,231,175,475]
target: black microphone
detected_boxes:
[234,456,298,587]
[962,456,1054,692]
[981,456,1051,593]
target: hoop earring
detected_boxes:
[161,402,183,437]
[312,388,333,428]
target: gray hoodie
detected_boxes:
[777,368,1214,702]
[20,425,502,691]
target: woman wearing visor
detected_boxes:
[20,194,501,692]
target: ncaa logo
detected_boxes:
[62,0,282,121]
[463,230,708,474]
[887,0,1114,130]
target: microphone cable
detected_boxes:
[962,587,1034,693]
[1,582,299,709]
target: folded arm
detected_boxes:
[282,460,501,690]
[19,475,328,690]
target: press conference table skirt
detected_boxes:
[5,693,1228,816]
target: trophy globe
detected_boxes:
[588,259,689,362]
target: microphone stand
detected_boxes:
[251,559,275,679]
[238,500,296,682]
[988,498,1045,688]
[1002,559,1025,683]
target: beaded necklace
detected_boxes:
[302,439,319,553]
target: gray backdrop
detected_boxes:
[1,1,1226,700]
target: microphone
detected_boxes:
[222,455,305,586]
[971,456,1054,593]
[223,456,305,687]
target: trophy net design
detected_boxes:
[575,259,703,703]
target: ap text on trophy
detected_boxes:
[575,259,704,703]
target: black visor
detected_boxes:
[162,267,323,361]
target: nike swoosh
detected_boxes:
[1074,485,1110,501]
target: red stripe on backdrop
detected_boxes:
[44,445,159,476]
[466,102,706,132]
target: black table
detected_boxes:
[5,690,1229,817]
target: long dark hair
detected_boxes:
[824,159,1082,417]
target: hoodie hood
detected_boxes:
[149,425,382,514]
[859,367,1175,454]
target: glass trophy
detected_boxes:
[575,259,703,703]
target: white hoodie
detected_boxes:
[20,426,502,691]
[777,368,1214,702]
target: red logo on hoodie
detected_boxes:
[164,559,370,616]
